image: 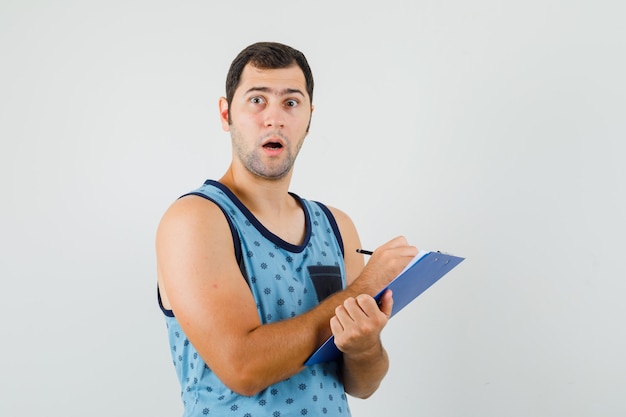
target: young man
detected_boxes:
[156,42,417,416]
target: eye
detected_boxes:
[250,96,266,105]
[284,99,299,108]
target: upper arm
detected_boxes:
[155,195,261,374]
[326,206,365,285]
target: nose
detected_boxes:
[263,103,285,128]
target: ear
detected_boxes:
[218,97,230,132]
[305,105,314,134]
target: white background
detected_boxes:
[1,1,625,416]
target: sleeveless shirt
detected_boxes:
[159,180,352,416]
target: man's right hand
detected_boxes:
[353,236,418,295]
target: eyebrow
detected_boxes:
[244,87,305,97]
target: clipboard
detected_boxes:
[304,250,465,366]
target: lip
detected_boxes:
[261,135,285,156]
[262,144,284,157]
[261,135,285,148]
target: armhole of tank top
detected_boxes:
[157,192,248,317]
[313,201,345,258]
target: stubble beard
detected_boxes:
[230,127,303,180]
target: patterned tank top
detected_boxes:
[159,180,352,416]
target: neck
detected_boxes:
[219,164,295,216]
[219,164,305,245]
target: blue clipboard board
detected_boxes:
[304,251,465,366]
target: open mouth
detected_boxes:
[263,142,283,149]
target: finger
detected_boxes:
[372,241,419,264]
[384,235,409,248]
[334,299,357,324]
[329,315,344,335]
[355,293,392,321]
[378,289,394,318]
[353,294,380,317]
[345,295,378,322]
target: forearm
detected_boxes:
[208,282,370,395]
[342,341,389,399]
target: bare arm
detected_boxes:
[333,290,394,398]
[328,207,416,398]
[156,196,414,397]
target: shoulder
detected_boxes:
[156,194,238,309]
[323,205,355,233]
[159,194,227,229]
[323,205,365,283]
[156,194,234,254]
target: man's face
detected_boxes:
[220,63,313,180]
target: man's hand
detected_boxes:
[330,290,393,358]
[327,234,417,398]
[353,236,418,295]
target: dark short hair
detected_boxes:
[225,42,314,121]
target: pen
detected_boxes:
[356,249,373,255]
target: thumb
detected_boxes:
[378,289,394,317]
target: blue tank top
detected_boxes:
[159,180,352,416]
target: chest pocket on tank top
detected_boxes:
[307,265,343,302]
